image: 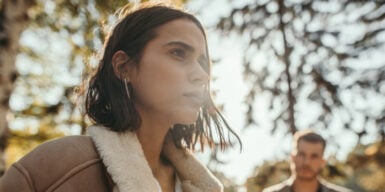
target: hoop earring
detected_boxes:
[124,78,131,100]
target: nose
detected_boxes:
[190,63,209,86]
[302,156,311,165]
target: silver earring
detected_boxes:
[124,78,131,100]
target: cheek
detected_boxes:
[132,72,187,107]
[315,161,325,168]
[140,63,186,89]
[293,156,302,164]
[151,74,186,98]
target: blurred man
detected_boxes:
[262,129,351,192]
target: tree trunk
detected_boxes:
[278,0,297,135]
[0,0,35,176]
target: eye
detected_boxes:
[311,154,319,159]
[170,48,186,59]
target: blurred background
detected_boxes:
[0,0,384,191]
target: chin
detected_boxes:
[176,111,200,124]
[178,117,199,124]
[297,173,318,181]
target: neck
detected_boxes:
[136,125,169,169]
[134,107,172,171]
[135,113,176,192]
[292,176,320,192]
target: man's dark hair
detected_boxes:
[293,129,326,152]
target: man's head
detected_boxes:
[290,129,326,181]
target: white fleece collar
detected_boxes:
[87,125,223,192]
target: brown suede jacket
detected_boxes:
[0,125,223,192]
[0,135,113,192]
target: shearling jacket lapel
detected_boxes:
[87,125,159,192]
[87,125,223,192]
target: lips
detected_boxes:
[183,92,204,105]
[298,167,314,173]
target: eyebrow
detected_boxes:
[163,41,195,52]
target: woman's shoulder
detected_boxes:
[20,135,99,162]
[1,135,105,191]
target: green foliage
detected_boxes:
[345,141,385,191]
[6,118,65,167]
[11,0,123,141]
[245,160,291,191]
[216,0,385,138]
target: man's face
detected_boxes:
[291,140,326,181]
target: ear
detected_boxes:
[112,50,131,80]
[290,153,295,162]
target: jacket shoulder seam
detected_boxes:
[13,163,37,192]
[46,158,102,191]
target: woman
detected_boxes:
[0,3,240,192]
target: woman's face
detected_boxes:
[128,18,209,126]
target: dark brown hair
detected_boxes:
[81,3,241,151]
[293,129,326,152]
